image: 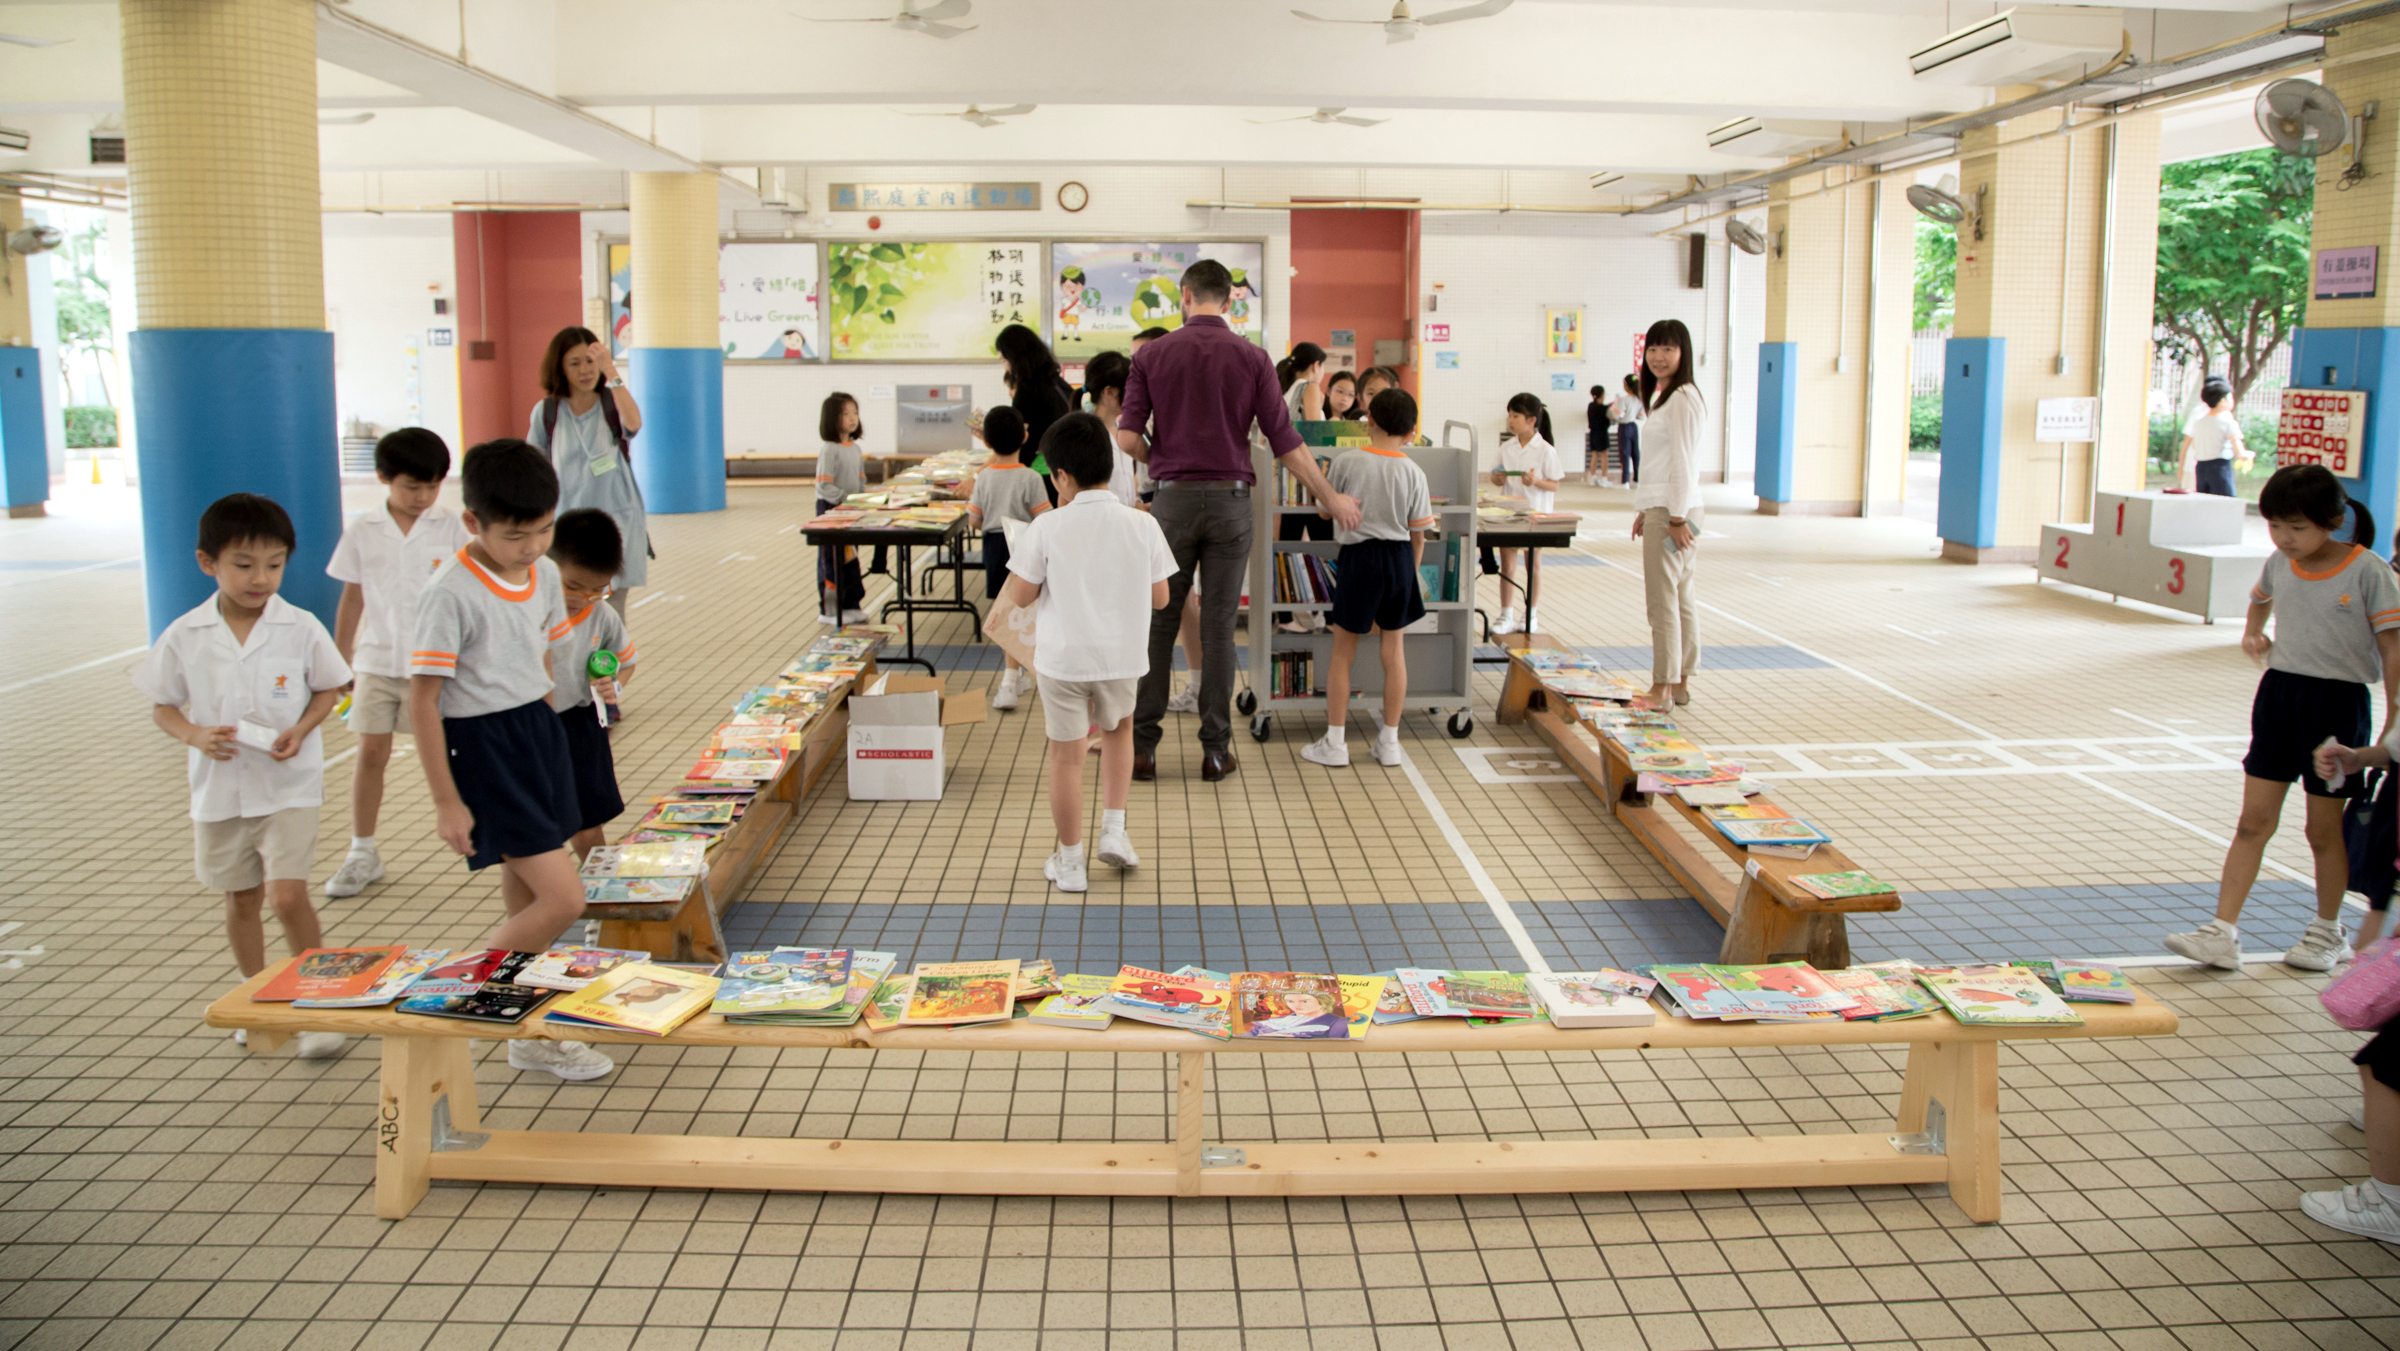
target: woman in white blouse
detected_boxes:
[1629,319,1705,705]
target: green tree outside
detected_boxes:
[2154,148,2313,408]
[1913,218,1956,333]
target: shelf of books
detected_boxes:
[1249,425,1477,738]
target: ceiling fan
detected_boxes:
[1291,0,1513,44]
[1247,107,1388,127]
[800,0,975,40]
[901,103,1035,128]
[0,32,66,47]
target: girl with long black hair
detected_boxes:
[1630,319,1705,705]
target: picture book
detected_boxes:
[1789,870,1898,901]
[544,963,719,1035]
[1393,968,1459,1017]
[1337,974,1386,1038]
[1527,970,1659,1028]
[1368,971,1423,1024]
[712,948,855,1015]
[396,951,551,1024]
[1747,842,1820,861]
[292,948,449,1009]
[1031,974,1116,1030]
[1231,972,1352,1040]
[1442,971,1537,1018]
[1642,964,1761,1021]
[649,801,739,826]
[253,946,407,1003]
[1702,801,1790,822]
[685,756,784,782]
[396,949,517,1000]
[863,973,912,1032]
[583,876,697,906]
[726,949,896,1026]
[1013,959,1061,1000]
[1707,963,1859,1019]
[1674,783,1750,807]
[901,960,1021,1026]
[1820,966,1938,1022]
[1100,966,1232,1038]
[517,947,652,992]
[2016,958,2137,1003]
[581,841,708,879]
[1713,817,1832,848]
[1915,965,2084,1025]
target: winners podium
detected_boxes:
[2036,490,2271,623]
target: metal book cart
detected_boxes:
[1235,421,1479,743]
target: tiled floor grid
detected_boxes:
[2,474,2394,1350]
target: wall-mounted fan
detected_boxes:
[2256,79,2350,158]
[6,224,64,257]
[801,0,974,40]
[1247,107,1388,127]
[1726,217,1767,256]
[900,104,1034,128]
[1905,173,1983,239]
[1291,0,1513,45]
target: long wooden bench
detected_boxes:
[205,963,2176,1225]
[1495,635,1901,966]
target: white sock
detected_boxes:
[350,836,377,854]
[1102,809,1125,834]
[1326,725,1346,744]
[2216,921,2238,937]
[2375,1178,2400,1209]
[1378,724,1400,744]
[1060,842,1084,862]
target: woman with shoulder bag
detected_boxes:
[527,327,648,616]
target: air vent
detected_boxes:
[1909,6,2124,86]
[89,135,124,164]
[1706,118,1844,157]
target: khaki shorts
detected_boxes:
[195,806,320,892]
[1040,675,1139,742]
[348,671,411,735]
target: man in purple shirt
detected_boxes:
[1117,260,1360,782]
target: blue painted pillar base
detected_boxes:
[130,329,340,638]
[1938,337,2007,557]
[1754,342,1797,504]
[2290,327,2400,558]
[630,346,725,514]
[0,347,48,514]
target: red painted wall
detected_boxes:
[453,212,584,450]
[1289,209,1419,395]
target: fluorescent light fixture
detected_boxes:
[1588,172,1624,190]
[1707,117,1844,157]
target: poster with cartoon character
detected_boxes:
[720,242,822,361]
[1047,241,1266,360]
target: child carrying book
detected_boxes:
[815,391,867,625]
[547,509,639,860]
[1000,413,1178,892]
[135,494,352,1059]
[409,439,613,1082]
[967,405,1049,711]
[324,428,468,899]
[1301,388,1436,770]
[2166,465,2399,973]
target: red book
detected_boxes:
[253,947,408,1003]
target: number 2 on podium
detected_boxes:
[2054,535,2070,570]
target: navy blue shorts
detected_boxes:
[1327,539,1426,635]
[558,700,626,834]
[444,699,578,869]
[983,529,1012,600]
[2243,668,2370,799]
[2196,459,2235,496]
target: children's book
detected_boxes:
[583,876,697,906]
[1031,974,1116,1030]
[1368,971,1424,1024]
[1013,959,1061,1000]
[900,960,1021,1026]
[1915,965,2084,1025]
[648,801,739,826]
[544,963,719,1035]
[712,948,855,1015]
[685,756,784,782]
[2016,958,2137,1003]
[862,973,912,1032]
[1702,801,1791,822]
[1527,970,1660,1028]
[253,946,408,1003]
[1442,970,1538,1018]
[1393,968,1461,1017]
[1746,842,1819,861]
[396,951,551,1024]
[1231,972,1352,1040]
[1713,817,1831,848]
[1820,966,1938,1021]
[292,949,449,1009]
[1337,974,1386,1039]
[729,951,895,1026]
[1642,964,1762,1021]
[396,949,517,1000]
[517,947,652,992]
[581,841,708,879]
[1707,963,1859,1019]
[1673,783,1750,807]
[1789,870,1898,901]
[1100,966,1233,1038]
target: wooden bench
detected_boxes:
[204,964,2176,1225]
[1495,635,1901,967]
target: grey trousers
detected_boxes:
[1640,506,1701,685]
[1136,485,1253,754]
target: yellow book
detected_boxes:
[543,963,718,1036]
[1338,974,1386,1040]
[901,960,1020,1026]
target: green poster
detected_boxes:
[826,241,1040,362]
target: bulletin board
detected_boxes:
[1048,240,1268,361]
[826,241,1042,362]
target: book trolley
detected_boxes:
[1235,422,1480,742]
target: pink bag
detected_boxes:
[2321,937,2400,1031]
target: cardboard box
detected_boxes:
[845,674,986,801]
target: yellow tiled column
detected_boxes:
[1941,108,2161,562]
[627,172,724,512]
[1755,169,1915,515]
[0,188,46,517]
[120,0,341,633]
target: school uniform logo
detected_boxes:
[271,675,292,699]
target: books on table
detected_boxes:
[253,946,407,1003]
[1367,971,1423,1025]
[1231,972,1352,1040]
[544,963,719,1036]
[1645,963,1860,1022]
[1098,966,1233,1039]
[1714,817,1831,849]
[1527,970,1659,1028]
[581,841,707,880]
[516,947,651,992]
[292,948,450,1009]
[1031,974,1116,1030]
[1914,965,2084,1025]
[396,950,553,1024]
[2014,958,2136,1004]
[712,948,855,1016]
[900,960,1021,1027]
[1393,969,1540,1020]
[1789,870,1898,901]
[1821,964,1941,1021]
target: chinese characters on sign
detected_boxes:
[719,242,821,360]
[2278,388,2369,475]
[2315,246,2379,300]
[829,182,1042,212]
[984,245,1030,326]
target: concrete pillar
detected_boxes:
[0,189,48,518]
[2291,16,2400,550]
[627,172,724,514]
[1940,108,2161,562]
[121,0,339,634]
[1753,169,1914,515]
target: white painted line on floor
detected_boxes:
[0,556,141,588]
[2064,770,2312,884]
[1453,746,1578,784]
[1885,624,1941,645]
[776,524,799,535]
[1744,572,1789,587]
[0,645,149,697]
[2110,708,2184,734]
[1397,752,1552,973]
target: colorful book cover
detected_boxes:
[723,949,897,1027]
[1338,974,1387,1038]
[685,756,784,782]
[1915,966,2085,1025]
[649,801,739,825]
[1103,966,1233,1038]
[397,949,514,1000]
[1714,817,1832,848]
[1706,963,1860,1019]
[517,947,652,992]
[1789,870,1898,901]
[1441,971,1537,1018]
[1368,971,1423,1024]
[1013,959,1061,1000]
[1820,966,1937,1021]
[292,948,449,1009]
[253,946,407,1003]
[2017,958,2137,1003]
[1643,964,1760,1021]
[1232,972,1352,1040]
[1393,968,1460,1017]
[901,960,1021,1026]
[601,841,708,878]
[544,963,719,1035]
[1702,801,1791,822]
[583,876,697,906]
[863,973,912,1032]
[1031,974,1116,1030]
[712,948,855,1015]
[1526,970,1659,1027]
[397,951,550,1023]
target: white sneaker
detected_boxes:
[1301,733,1350,767]
[1491,609,1523,636]
[992,671,1021,711]
[1045,847,1088,893]
[295,1031,347,1060]
[841,609,869,625]
[1371,733,1405,767]
[2351,1104,2368,1131]
[1165,685,1199,714]
[508,1039,615,1081]
[231,1028,248,1048]
[2289,918,2354,973]
[2164,920,2241,970]
[1095,828,1139,869]
[819,610,841,625]
[324,849,384,899]
[2303,1181,2400,1243]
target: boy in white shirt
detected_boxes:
[135,494,352,1059]
[1001,413,1178,893]
[324,428,468,898]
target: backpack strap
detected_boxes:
[541,395,560,446]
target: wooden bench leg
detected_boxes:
[1896,1040,2002,1224]
[376,1035,482,1220]
[244,1030,293,1057]
[1175,1051,1205,1198]
[1802,914,1851,970]
[1717,873,1800,965]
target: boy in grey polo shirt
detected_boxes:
[1303,389,1435,770]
